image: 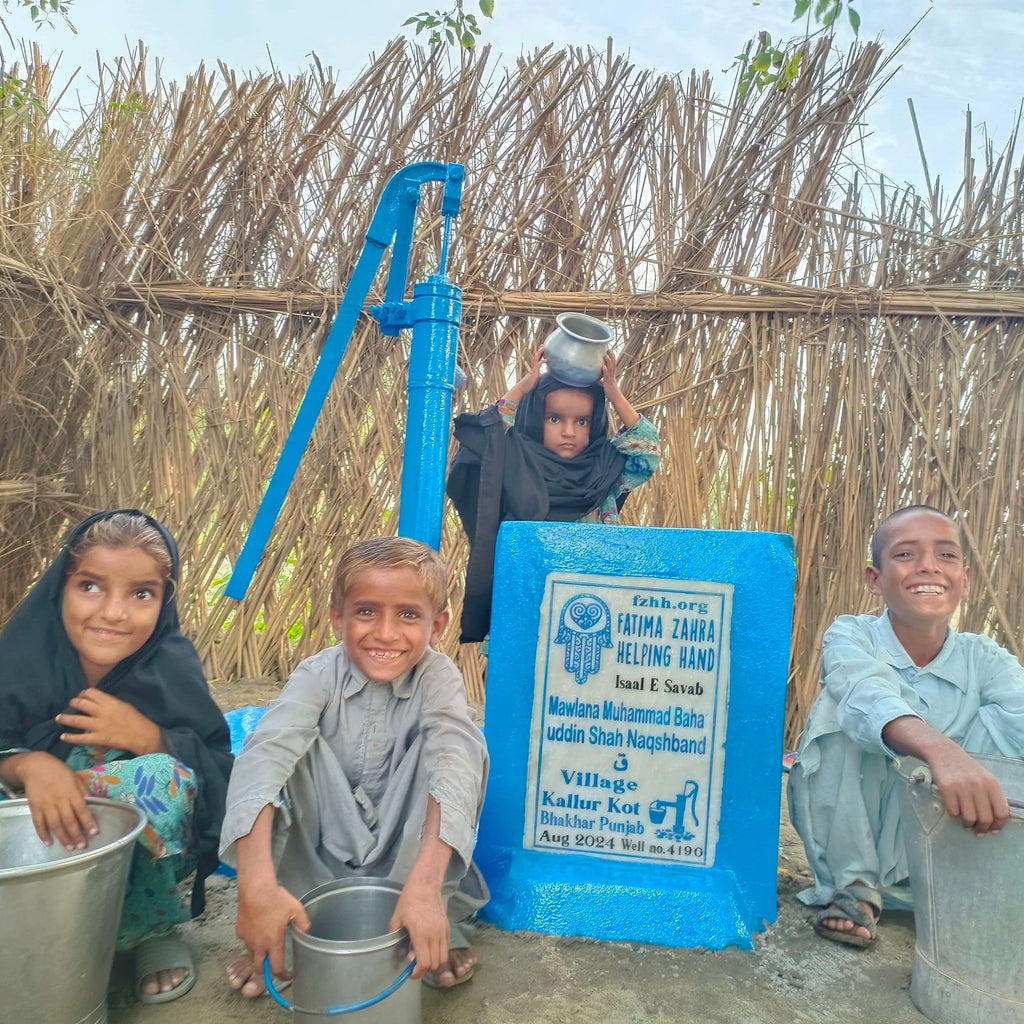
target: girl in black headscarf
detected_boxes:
[447,347,661,642]
[0,509,233,1004]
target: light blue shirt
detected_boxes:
[790,611,1024,906]
[800,611,1024,774]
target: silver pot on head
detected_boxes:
[543,313,614,386]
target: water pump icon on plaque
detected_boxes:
[525,576,731,868]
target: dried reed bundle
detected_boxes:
[2,38,1023,745]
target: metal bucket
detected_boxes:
[898,754,1024,1024]
[279,877,420,1023]
[0,797,146,1024]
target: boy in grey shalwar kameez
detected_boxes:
[220,538,488,995]
[788,506,1024,949]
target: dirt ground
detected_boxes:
[104,678,930,1024]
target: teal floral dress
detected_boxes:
[69,746,199,949]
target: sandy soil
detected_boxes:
[102,677,929,1024]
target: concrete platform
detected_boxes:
[103,683,928,1024]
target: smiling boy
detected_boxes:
[219,537,488,995]
[788,506,1024,948]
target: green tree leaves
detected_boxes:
[1,0,76,119]
[3,0,76,34]
[403,0,495,50]
[733,0,860,99]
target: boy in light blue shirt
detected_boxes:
[789,505,1024,948]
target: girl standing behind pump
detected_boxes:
[447,346,661,643]
[0,509,233,1004]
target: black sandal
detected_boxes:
[813,889,879,949]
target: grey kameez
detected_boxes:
[220,643,488,918]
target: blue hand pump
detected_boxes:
[225,162,465,600]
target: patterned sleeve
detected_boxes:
[610,415,661,492]
[496,397,518,430]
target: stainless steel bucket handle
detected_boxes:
[901,762,1024,819]
[263,956,416,1015]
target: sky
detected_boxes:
[4,0,1023,199]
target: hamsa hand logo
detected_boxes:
[555,593,612,684]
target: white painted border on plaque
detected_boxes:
[524,573,733,866]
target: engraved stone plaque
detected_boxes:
[523,572,733,867]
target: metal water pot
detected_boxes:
[543,313,614,386]
[266,877,420,1023]
[0,798,146,1024]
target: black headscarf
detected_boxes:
[446,374,626,642]
[0,509,233,916]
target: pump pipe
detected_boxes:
[225,162,465,600]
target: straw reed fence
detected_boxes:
[2,38,1023,745]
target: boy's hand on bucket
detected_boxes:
[929,744,1010,834]
[237,879,310,980]
[884,717,1010,835]
[389,879,449,979]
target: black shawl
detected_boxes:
[0,509,233,916]
[446,375,626,642]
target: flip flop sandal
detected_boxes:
[134,933,197,1004]
[422,921,477,989]
[813,889,879,950]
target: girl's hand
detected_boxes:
[10,751,98,849]
[600,350,640,429]
[503,346,545,403]
[600,349,621,394]
[522,346,545,392]
[57,688,166,757]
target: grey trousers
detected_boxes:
[272,734,487,929]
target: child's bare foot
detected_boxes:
[423,946,478,988]
[226,953,267,998]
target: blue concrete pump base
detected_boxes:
[476,522,795,951]
[477,846,755,949]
